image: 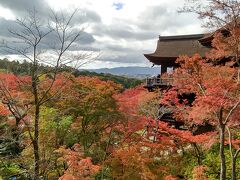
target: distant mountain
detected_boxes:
[88,66,160,79]
[0,58,143,89]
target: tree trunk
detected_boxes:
[11,124,21,155]
[237,68,240,83]
[32,62,40,179]
[227,126,239,180]
[220,125,226,180]
[33,105,40,180]
[192,143,202,165]
[232,157,236,180]
[232,149,240,180]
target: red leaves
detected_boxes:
[57,144,100,180]
[114,84,212,152]
[153,121,212,144]
[0,73,31,126]
[114,86,147,117]
[174,54,206,94]
[107,144,156,179]
[207,32,231,60]
[207,30,240,64]
[0,103,10,116]
[166,53,239,127]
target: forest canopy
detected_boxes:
[0,0,240,180]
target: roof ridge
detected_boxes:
[159,34,205,40]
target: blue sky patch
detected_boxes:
[112,2,124,10]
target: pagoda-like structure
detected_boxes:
[143,33,214,133]
[144,33,212,90]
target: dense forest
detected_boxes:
[0,58,142,90]
[0,0,240,180]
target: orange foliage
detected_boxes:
[192,166,209,180]
[166,54,239,127]
[57,144,100,180]
[0,103,10,116]
[114,86,148,117]
[164,175,179,180]
[107,144,156,180]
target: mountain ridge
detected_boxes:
[87,66,160,79]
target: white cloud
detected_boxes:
[0,0,204,69]
[0,6,15,20]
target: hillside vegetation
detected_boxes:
[0,58,143,89]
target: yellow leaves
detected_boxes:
[38,74,46,81]
[57,157,65,163]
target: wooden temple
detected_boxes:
[143,21,240,133]
[143,33,214,133]
[144,34,212,90]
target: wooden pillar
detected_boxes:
[161,65,167,74]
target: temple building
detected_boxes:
[143,33,212,90]
[143,33,215,133]
[143,24,238,134]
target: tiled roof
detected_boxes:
[144,34,211,65]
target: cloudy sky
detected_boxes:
[0,0,205,69]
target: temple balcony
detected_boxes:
[144,76,173,91]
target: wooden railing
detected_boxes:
[145,77,173,87]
